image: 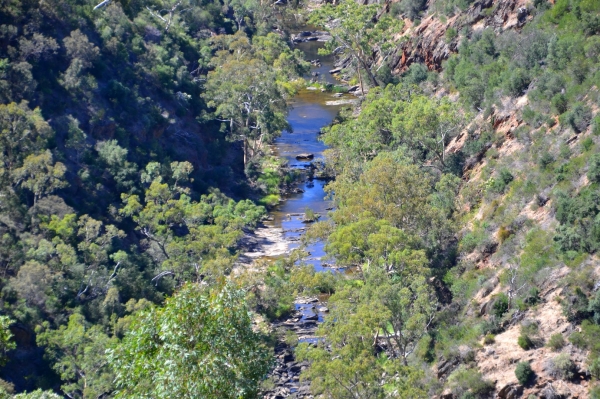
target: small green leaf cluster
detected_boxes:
[515,361,534,385]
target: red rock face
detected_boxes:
[388,0,532,73]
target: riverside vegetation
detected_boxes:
[0,0,600,397]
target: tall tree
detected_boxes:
[121,163,265,283]
[12,150,67,205]
[0,102,52,186]
[108,283,271,399]
[37,313,116,399]
[309,0,403,91]
[203,56,289,168]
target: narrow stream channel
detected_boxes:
[261,35,354,398]
[266,38,349,272]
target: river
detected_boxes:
[266,38,352,272]
[257,35,355,398]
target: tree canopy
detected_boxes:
[108,283,271,399]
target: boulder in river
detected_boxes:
[295,153,314,160]
[329,67,342,74]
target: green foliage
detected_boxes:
[581,137,594,152]
[404,63,429,85]
[492,293,509,318]
[591,385,600,399]
[517,334,534,350]
[0,0,304,391]
[546,353,576,380]
[303,207,319,222]
[446,27,458,42]
[518,320,542,350]
[547,333,566,351]
[95,140,137,192]
[504,68,531,97]
[588,153,600,183]
[0,316,15,367]
[121,171,265,283]
[203,34,292,167]
[446,366,495,398]
[552,93,568,114]
[569,330,587,348]
[108,283,271,398]
[12,390,62,399]
[310,0,403,88]
[515,361,534,385]
[322,84,467,174]
[37,313,116,398]
[562,103,592,133]
[553,185,600,254]
[589,357,600,380]
[396,0,427,20]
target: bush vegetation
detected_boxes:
[547,353,577,380]
[515,361,534,385]
[0,0,599,396]
[547,333,566,351]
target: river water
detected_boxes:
[259,35,357,399]
[264,39,351,273]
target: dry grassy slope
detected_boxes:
[443,104,600,397]
[383,0,600,397]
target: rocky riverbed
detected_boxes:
[245,31,349,398]
[263,297,329,399]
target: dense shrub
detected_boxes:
[505,68,531,97]
[404,63,429,85]
[538,152,555,169]
[546,353,576,380]
[483,334,495,345]
[592,116,600,135]
[552,93,568,114]
[563,103,592,133]
[518,334,534,350]
[518,320,541,350]
[561,287,593,322]
[446,27,458,42]
[497,226,512,243]
[588,153,600,183]
[589,291,600,325]
[447,366,495,398]
[515,361,534,385]
[396,0,428,20]
[589,357,600,380]
[581,137,594,152]
[569,331,587,348]
[547,333,566,351]
[553,187,600,254]
[492,293,509,318]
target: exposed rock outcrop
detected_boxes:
[389,0,532,73]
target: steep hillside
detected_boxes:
[294,0,600,397]
[0,0,309,396]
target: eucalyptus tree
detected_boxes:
[108,283,271,399]
[309,0,404,91]
[0,102,52,187]
[203,53,290,169]
[37,314,117,399]
[322,84,465,173]
[12,150,67,206]
[120,161,265,283]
